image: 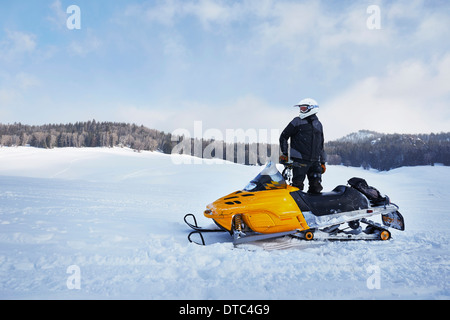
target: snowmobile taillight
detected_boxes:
[367,209,374,213]
[204,209,212,215]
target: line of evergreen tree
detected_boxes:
[0,121,277,165]
[325,130,450,170]
[0,120,175,153]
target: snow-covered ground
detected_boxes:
[0,147,448,299]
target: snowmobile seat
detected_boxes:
[290,186,370,217]
[317,185,347,197]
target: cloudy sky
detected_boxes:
[0,0,449,142]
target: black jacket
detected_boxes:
[280,114,327,163]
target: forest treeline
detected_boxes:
[0,121,174,153]
[0,121,278,165]
[325,130,450,171]
[0,122,448,170]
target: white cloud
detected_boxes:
[161,33,189,63]
[384,0,425,21]
[321,54,450,140]
[15,72,41,89]
[183,0,233,27]
[124,0,244,28]
[0,30,37,62]
[0,72,41,113]
[0,88,18,106]
[141,0,181,26]
[47,0,67,29]
[414,12,450,44]
[68,30,102,57]
[254,1,321,49]
[120,1,446,65]
[233,1,392,50]
[114,95,294,143]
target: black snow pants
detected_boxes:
[292,159,323,194]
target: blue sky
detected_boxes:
[1,0,449,141]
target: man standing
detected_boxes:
[279,98,327,194]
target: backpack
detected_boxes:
[347,177,386,205]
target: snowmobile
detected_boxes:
[184,162,405,245]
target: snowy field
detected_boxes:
[0,147,448,300]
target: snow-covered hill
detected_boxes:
[336,130,381,143]
[0,147,448,299]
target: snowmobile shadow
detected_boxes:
[187,231,326,250]
[237,236,327,251]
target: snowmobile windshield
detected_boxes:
[244,162,287,192]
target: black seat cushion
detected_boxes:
[290,186,369,216]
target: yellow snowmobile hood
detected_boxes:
[204,186,310,234]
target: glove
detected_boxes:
[321,163,326,174]
[279,154,288,164]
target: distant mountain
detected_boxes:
[336,130,382,143]
[325,130,450,170]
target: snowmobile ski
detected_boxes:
[184,213,224,233]
[187,230,207,246]
[185,213,228,245]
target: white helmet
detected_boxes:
[294,98,319,119]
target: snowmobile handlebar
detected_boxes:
[281,162,293,184]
